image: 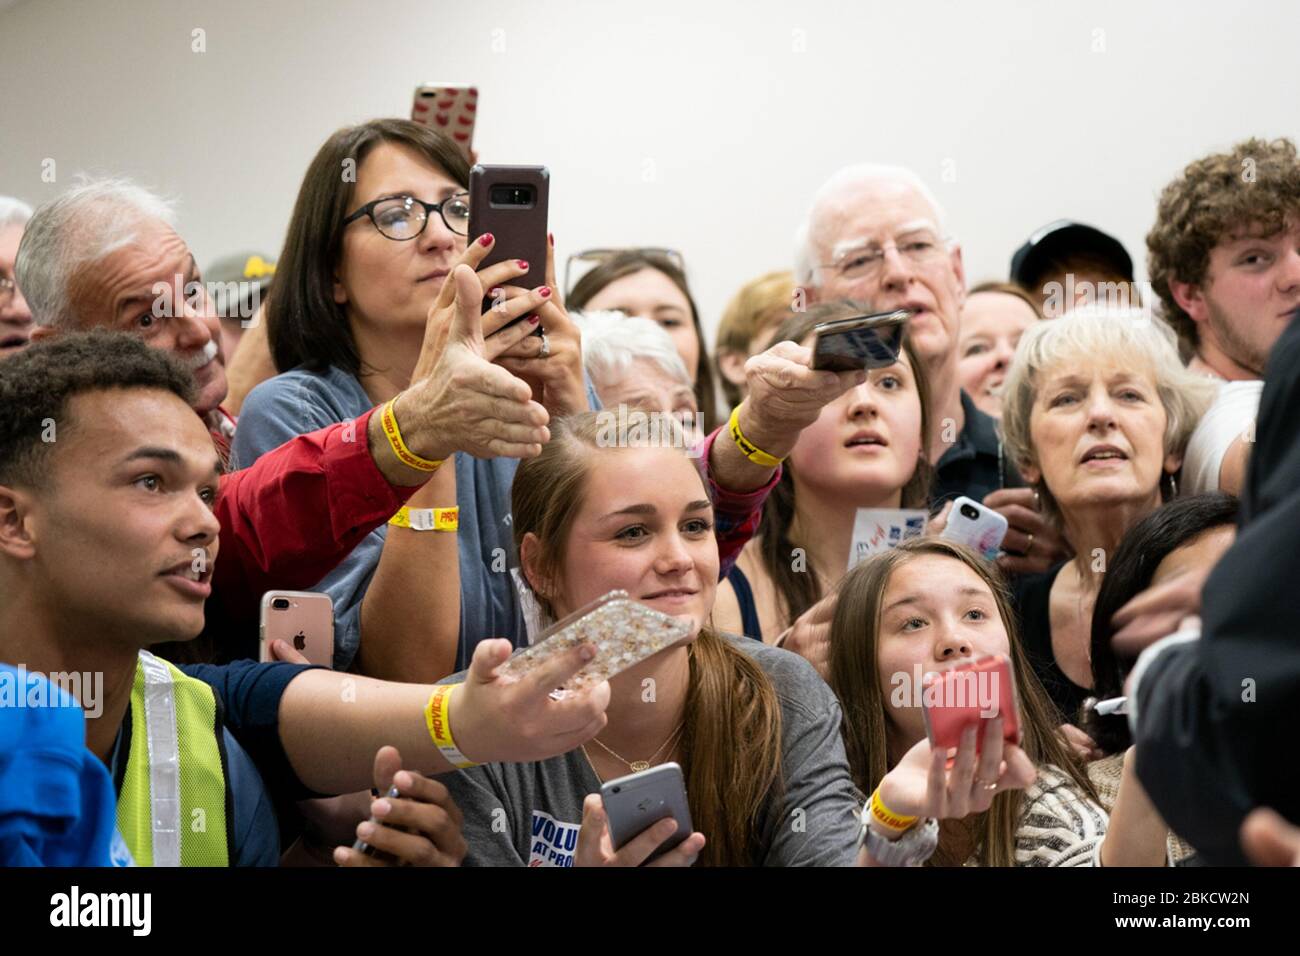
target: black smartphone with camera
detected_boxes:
[467,165,550,326]
[811,309,911,372]
[599,762,692,864]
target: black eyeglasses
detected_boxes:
[344,192,471,240]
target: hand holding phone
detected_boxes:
[498,591,692,695]
[259,591,334,667]
[573,764,704,866]
[877,713,1036,824]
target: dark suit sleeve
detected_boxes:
[1133,317,1300,865]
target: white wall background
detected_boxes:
[2,0,1298,340]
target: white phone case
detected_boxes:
[940,496,1009,560]
[498,590,692,694]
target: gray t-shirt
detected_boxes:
[438,636,863,866]
[231,365,526,670]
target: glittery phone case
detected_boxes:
[499,590,692,694]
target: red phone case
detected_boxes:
[921,654,1020,755]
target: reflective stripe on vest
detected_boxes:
[116,650,231,866]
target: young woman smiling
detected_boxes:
[439,412,864,867]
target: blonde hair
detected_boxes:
[510,412,784,866]
[714,271,796,407]
[999,307,1216,521]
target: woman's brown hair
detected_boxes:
[826,537,1097,866]
[757,300,933,628]
[567,251,719,431]
[967,280,1044,318]
[511,412,783,866]
[269,118,470,377]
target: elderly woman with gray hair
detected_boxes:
[998,306,1215,744]
[573,309,700,436]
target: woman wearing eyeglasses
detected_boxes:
[231,119,588,682]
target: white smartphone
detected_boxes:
[258,591,334,667]
[411,83,477,158]
[600,762,693,863]
[940,495,1009,561]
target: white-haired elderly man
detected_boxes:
[0,196,34,357]
[14,177,551,663]
[793,164,1065,575]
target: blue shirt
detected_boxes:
[233,365,539,669]
[0,664,124,867]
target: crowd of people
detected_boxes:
[2,120,1299,868]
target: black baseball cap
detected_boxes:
[1010,220,1134,288]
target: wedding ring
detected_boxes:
[538,333,551,359]
[976,778,998,791]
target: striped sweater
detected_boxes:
[966,764,1109,866]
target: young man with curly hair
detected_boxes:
[1147,137,1300,495]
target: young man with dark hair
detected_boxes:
[1147,137,1300,495]
[0,331,278,865]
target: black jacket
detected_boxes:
[1133,313,1300,865]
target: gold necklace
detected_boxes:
[582,722,684,774]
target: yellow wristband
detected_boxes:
[389,506,459,532]
[870,786,919,832]
[728,405,784,469]
[381,399,444,473]
[425,683,476,769]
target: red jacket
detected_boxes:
[184,407,419,662]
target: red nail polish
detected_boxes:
[538,286,552,298]
[478,232,493,247]
[548,232,555,246]
[488,287,502,298]
[529,314,541,324]
[516,259,529,270]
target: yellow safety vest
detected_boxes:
[115,650,231,866]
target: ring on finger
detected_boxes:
[538,333,550,359]
[1025,532,1035,556]
[975,778,998,791]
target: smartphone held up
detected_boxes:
[411,83,477,159]
[498,590,693,695]
[921,654,1021,758]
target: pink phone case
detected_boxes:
[259,591,334,668]
[411,84,477,157]
[921,654,1021,756]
